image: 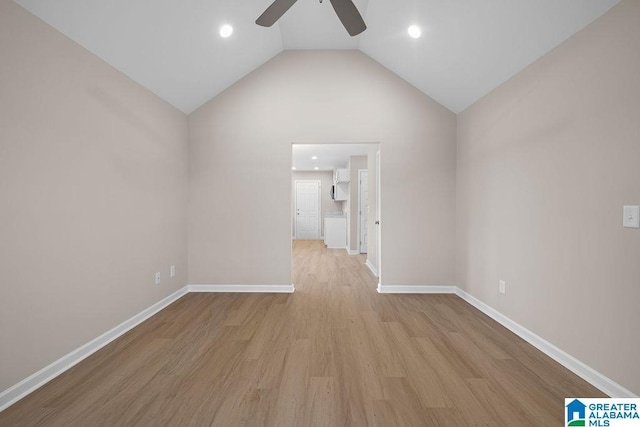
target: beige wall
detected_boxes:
[189,50,457,287]
[347,156,368,252]
[292,170,341,237]
[0,0,189,392]
[457,0,640,395]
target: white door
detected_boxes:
[295,181,320,239]
[358,170,368,253]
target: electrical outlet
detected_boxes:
[170,265,176,278]
[499,280,506,295]
[155,272,161,285]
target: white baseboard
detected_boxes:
[0,282,295,413]
[189,284,295,293]
[365,260,378,277]
[3,282,635,414]
[372,284,637,397]
[0,286,189,413]
[377,284,457,294]
[454,288,638,398]
[346,248,359,255]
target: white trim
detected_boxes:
[346,248,359,255]
[365,260,378,277]
[376,149,382,283]
[0,286,189,413]
[325,245,345,249]
[377,284,457,294]
[3,282,634,414]
[373,284,637,397]
[0,283,295,412]
[454,288,637,398]
[357,168,368,255]
[189,284,295,293]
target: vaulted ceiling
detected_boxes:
[15,0,620,114]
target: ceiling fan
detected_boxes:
[256,0,367,36]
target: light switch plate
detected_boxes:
[623,205,640,228]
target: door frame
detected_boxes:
[290,142,382,290]
[376,149,382,281]
[293,180,321,240]
[357,169,368,254]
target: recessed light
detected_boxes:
[219,24,233,38]
[408,25,422,39]
[314,167,319,170]
[292,167,297,170]
[311,156,318,160]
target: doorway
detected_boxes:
[291,143,381,285]
[294,180,320,240]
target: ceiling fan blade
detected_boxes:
[256,0,298,27]
[329,0,366,36]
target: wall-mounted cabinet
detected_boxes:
[333,168,350,184]
[333,182,348,201]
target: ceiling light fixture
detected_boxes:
[408,25,422,39]
[311,156,318,160]
[314,167,319,170]
[292,166,297,170]
[219,24,233,38]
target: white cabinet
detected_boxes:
[324,216,347,249]
[332,169,349,201]
[333,183,348,201]
[333,168,350,184]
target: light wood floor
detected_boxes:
[0,240,604,426]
